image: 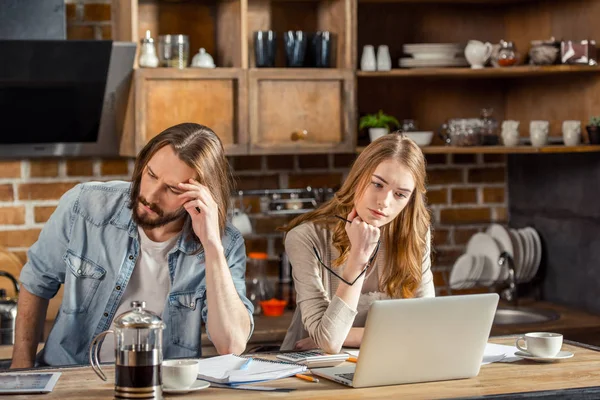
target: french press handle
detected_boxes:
[89,330,114,381]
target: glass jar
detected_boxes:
[246,252,271,315]
[401,119,418,132]
[158,34,190,69]
[496,40,518,67]
[480,108,499,145]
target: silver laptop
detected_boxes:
[312,293,499,388]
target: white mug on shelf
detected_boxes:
[529,120,549,147]
[360,45,377,71]
[562,120,581,146]
[501,120,520,146]
[376,45,391,71]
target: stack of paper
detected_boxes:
[196,354,306,384]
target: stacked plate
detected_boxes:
[449,224,542,290]
[400,43,468,68]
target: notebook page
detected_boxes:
[196,354,306,384]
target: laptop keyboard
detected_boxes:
[336,373,355,381]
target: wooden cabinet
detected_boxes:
[121,68,248,156]
[248,69,355,154]
[113,0,355,156]
[113,0,600,156]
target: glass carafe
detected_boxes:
[246,252,272,315]
[480,108,499,145]
[90,301,166,399]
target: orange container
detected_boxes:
[259,298,288,317]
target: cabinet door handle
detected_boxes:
[290,130,309,141]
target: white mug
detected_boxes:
[530,120,549,147]
[516,332,563,358]
[231,209,253,236]
[562,120,581,146]
[162,359,199,389]
[501,120,520,147]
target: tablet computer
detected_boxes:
[0,372,61,394]
[277,350,349,368]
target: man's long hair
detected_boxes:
[129,122,234,238]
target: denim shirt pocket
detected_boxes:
[62,251,106,314]
[168,287,206,351]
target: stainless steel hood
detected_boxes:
[0,40,136,158]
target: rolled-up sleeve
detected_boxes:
[19,185,81,300]
[417,226,436,298]
[285,228,357,354]
[201,232,254,342]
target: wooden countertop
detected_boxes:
[2,336,600,399]
[3,299,600,361]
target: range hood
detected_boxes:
[0,40,136,158]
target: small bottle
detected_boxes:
[139,30,159,68]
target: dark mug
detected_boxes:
[284,30,308,68]
[307,31,334,68]
[254,31,277,67]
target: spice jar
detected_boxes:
[496,40,519,67]
[138,30,159,68]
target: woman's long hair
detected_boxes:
[129,123,234,239]
[282,133,431,298]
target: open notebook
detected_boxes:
[196,354,307,384]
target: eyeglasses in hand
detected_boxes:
[312,239,381,286]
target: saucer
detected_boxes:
[163,380,210,394]
[515,350,574,362]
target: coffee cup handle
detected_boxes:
[515,336,528,353]
[89,330,114,381]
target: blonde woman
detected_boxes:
[280,133,434,354]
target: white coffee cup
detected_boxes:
[516,332,563,358]
[162,359,199,389]
[501,120,520,147]
[562,120,581,146]
[231,209,253,236]
[530,120,549,147]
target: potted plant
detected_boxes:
[586,116,600,144]
[359,110,400,142]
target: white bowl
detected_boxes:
[404,131,433,146]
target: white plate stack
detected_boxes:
[400,43,468,68]
[448,224,543,290]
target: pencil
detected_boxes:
[347,356,358,363]
[295,373,319,383]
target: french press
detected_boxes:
[90,301,166,399]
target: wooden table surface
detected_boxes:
[2,336,600,399]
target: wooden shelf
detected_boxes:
[356,65,600,79]
[135,68,245,79]
[356,145,600,154]
[359,0,535,3]
[249,68,354,80]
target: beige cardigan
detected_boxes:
[280,222,435,353]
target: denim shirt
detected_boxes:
[19,180,254,367]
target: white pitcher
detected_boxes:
[465,40,493,69]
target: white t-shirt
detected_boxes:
[99,227,180,362]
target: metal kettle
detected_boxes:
[0,271,19,345]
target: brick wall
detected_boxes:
[229,153,508,294]
[0,1,508,295]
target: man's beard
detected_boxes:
[132,195,187,229]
